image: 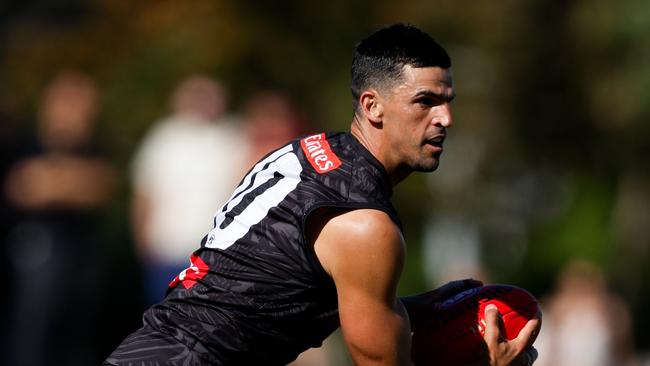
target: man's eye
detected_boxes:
[417,98,436,107]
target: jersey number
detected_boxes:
[204,144,302,250]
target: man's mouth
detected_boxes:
[425,134,445,148]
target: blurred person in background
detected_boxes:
[241,90,307,166]
[0,102,23,357]
[2,70,115,366]
[130,74,247,306]
[535,259,638,366]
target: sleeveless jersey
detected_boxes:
[111,132,401,365]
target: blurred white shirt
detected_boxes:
[132,114,247,263]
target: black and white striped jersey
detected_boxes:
[107,132,401,365]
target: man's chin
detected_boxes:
[414,160,440,173]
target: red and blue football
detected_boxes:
[411,284,540,365]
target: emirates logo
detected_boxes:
[300,133,341,174]
[169,254,209,289]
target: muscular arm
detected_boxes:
[312,209,413,366]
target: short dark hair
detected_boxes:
[351,23,451,113]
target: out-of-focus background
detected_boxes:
[1,1,649,365]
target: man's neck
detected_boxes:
[349,116,410,186]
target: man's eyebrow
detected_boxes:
[413,89,456,102]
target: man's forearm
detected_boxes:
[343,299,415,366]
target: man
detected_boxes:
[130,75,246,306]
[4,70,115,365]
[106,23,539,365]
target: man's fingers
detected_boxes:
[481,304,541,365]
[482,304,501,347]
[511,317,541,350]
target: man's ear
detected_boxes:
[359,90,384,124]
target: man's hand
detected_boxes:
[483,304,541,366]
[406,281,540,366]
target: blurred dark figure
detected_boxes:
[0,104,22,356]
[2,71,115,366]
[241,90,307,166]
[536,260,638,366]
[131,75,246,306]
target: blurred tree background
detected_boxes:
[1,0,649,363]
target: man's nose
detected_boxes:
[433,103,453,128]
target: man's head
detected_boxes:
[351,23,451,114]
[171,75,227,122]
[350,24,455,183]
[39,70,99,151]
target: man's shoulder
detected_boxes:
[313,207,404,286]
[321,208,402,251]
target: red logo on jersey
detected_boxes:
[300,133,342,174]
[169,254,209,289]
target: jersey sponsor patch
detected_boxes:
[169,254,209,289]
[300,133,342,174]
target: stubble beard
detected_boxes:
[412,154,441,173]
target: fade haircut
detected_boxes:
[351,23,451,113]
